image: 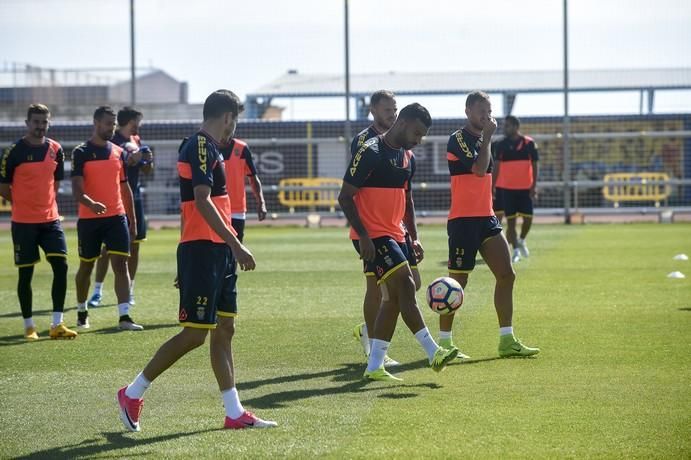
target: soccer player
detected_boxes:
[492,115,539,263]
[218,135,267,242]
[117,90,277,431]
[71,106,142,331]
[338,103,458,382]
[88,107,153,306]
[349,90,424,367]
[0,104,77,340]
[442,91,539,358]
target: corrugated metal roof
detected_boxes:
[249,68,691,98]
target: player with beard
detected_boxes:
[0,104,77,340]
[71,106,142,331]
[441,91,539,358]
[349,90,424,368]
[339,103,458,382]
[88,107,153,307]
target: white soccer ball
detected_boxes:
[426,277,464,315]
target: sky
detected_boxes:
[1,0,690,119]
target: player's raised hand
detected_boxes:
[358,236,375,262]
[90,202,107,215]
[233,243,256,271]
[482,116,497,137]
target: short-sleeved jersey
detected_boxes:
[112,131,145,197]
[0,138,63,223]
[447,128,494,219]
[71,141,128,219]
[343,136,415,242]
[219,138,258,216]
[350,125,384,155]
[177,131,234,244]
[492,135,539,190]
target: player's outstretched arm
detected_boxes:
[193,184,255,271]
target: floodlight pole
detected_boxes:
[130,0,136,105]
[344,0,352,155]
[562,0,571,223]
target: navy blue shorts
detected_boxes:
[132,198,147,242]
[77,215,130,261]
[353,236,413,284]
[353,234,418,277]
[496,188,533,218]
[231,218,245,243]
[447,216,503,273]
[11,220,67,267]
[177,241,237,329]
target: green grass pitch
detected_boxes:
[0,223,689,458]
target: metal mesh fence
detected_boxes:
[1,114,690,221]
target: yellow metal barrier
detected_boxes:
[278,178,342,212]
[602,172,671,208]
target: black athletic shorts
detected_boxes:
[353,236,413,285]
[77,215,130,261]
[11,219,67,267]
[177,240,238,328]
[354,233,418,277]
[496,187,533,218]
[447,216,503,273]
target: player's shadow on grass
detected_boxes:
[0,331,78,347]
[454,356,503,365]
[0,323,178,346]
[242,379,442,409]
[0,308,53,319]
[91,323,179,334]
[237,355,510,409]
[14,428,218,460]
[238,360,444,409]
[0,304,117,319]
[237,358,439,393]
[0,334,40,347]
